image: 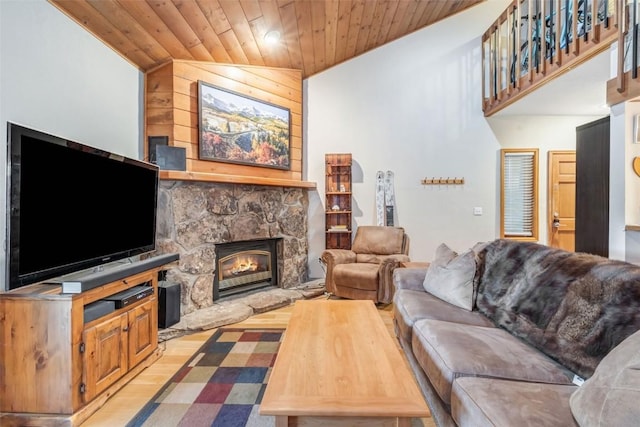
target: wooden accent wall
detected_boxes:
[145,60,303,182]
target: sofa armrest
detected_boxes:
[393,267,428,292]
[321,249,356,295]
[377,256,410,304]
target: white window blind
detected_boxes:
[503,151,535,237]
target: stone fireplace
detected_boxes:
[154,180,309,316]
[213,238,281,300]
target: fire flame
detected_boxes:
[227,255,260,275]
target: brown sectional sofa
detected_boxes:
[392,239,640,427]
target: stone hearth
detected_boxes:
[154,180,309,316]
[158,279,325,342]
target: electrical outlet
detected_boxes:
[473,207,483,216]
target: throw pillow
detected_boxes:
[432,243,458,267]
[569,328,640,426]
[423,247,475,311]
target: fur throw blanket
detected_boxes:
[476,239,640,378]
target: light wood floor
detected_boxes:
[81,301,435,427]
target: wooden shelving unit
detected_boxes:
[325,153,352,250]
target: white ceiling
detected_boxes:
[495,50,612,117]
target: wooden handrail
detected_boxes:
[483,0,619,116]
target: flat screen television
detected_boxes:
[6,122,159,290]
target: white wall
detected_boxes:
[623,102,640,225]
[606,38,640,263]
[612,100,640,263]
[0,0,142,290]
[305,1,511,278]
[610,103,627,260]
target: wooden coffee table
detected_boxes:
[260,299,429,426]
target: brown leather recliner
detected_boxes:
[321,226,410,304]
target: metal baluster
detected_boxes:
[516,0,522,83]
[535,0,541,73]
[511,6,517,88]
[528,0,534,81]
[567,0,573,54]
[548,0,554,63]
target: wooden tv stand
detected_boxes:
[0,257,176,426]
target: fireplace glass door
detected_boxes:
[214,239,279,299]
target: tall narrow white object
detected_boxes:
[375,171,385,226]
[384,170,396,226]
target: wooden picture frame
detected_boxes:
[198,81,291,170]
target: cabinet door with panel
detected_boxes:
[82,313,129,402]
[128,298,158,367]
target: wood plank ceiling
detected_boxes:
[49,0,483,78]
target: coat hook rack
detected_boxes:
[421,177,465,185]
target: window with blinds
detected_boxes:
[501,149,539,240]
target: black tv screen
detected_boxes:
[6,123,159,290]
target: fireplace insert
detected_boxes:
[213,238,280,299]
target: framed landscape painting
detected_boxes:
[198,81,291,170]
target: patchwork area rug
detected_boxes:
[127,328,285,427]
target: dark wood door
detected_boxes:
[575,116,609,257]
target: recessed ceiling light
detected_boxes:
[264,30,281,44]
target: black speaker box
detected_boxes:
[156,145,186,171]
[158,281,181,329]
[148,135,168,164]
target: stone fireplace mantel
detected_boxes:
[159,170,316,189]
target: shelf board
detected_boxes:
[326,211,351,214]
[327,230,352,233]
[159,170,317,189]
[625,225,640,232]
[326,192,352,195]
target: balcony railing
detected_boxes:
[483,0,619,116]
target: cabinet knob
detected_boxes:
[123,326,129,332]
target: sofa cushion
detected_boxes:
[393,289,494,344]
[569,328,640,426]
[351,226,405,255]
[333,263,378,291]
[412,319,573,405]
[476,239,640,378]
[452,377,578,427]
[423,249,475,310]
